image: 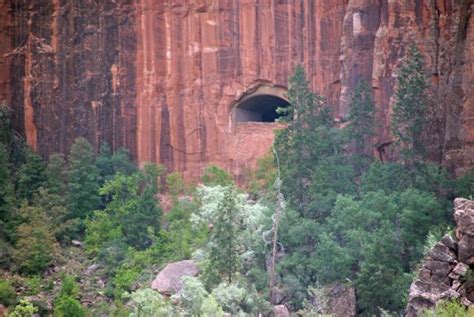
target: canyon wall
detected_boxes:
[0,0,472,179]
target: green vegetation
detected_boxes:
[7,299,37,317]
[391,45,430,162]
[0,279,16,306]
[422,299,474,317]
[53,275,86,317]
[0,46,472,316]
[66,137,101,232]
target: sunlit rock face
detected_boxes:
[0,0,472,179]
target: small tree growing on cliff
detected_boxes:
[391,45,430,163]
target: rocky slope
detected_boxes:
[0,0,472,179]
[406,197,474,316]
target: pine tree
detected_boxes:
[0,102,25,167]
[275,65,353,217]
[391,45,429,162]
[96,142,114,185]
[0,144,14,239]
[121,164,162,249]
[66,137,100,229]
[347,80,376,175]
[45,153,67,197]
[205,187,241,286]
[16,148,46,202]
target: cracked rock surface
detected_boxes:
[406,198,474,316]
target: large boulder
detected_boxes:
[151,260,199,295]
[272,305,290,317]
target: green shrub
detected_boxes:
[174,276,208,315]
[200,295,224,317]
[57,275,79,298]
[7,299,37,317]
[422,299,474,317]
[211,282,246,314]
[125,288,176,317]
[53,296,86,317]
[166,171,185,200]
[0,279,16,306]
[12,203,59,275]
[113,265,140,298]
[25,276,41,295]
[53,275,86,317]
[201,165,234,186]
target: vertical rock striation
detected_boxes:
[2,0,137,158]
[0,0,472,179]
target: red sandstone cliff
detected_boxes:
[0,0,472,179]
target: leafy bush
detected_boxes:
[7,299,37,317]
[54,297,86,317]
[53,275,86,317]
[113,265,140,298]
[211,282,246,314]
[172,276,206,315]
[166,171,185,201]
[57,275,79,299]
[422,299,474,317]
[200,295,224,316]
[125,288,175,317]
[201,165,234,186]
[25,276,41,295]
[0,280,16,306]
[12,204,59,274]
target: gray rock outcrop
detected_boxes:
[406,198,474,316]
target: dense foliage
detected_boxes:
[0,45,472,316]
[272,57,460,315]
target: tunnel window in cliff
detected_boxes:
[234,94,289,123]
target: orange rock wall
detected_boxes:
[1,0,473,179]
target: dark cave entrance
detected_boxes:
[234,94,289,123]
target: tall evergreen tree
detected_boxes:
[66,137,100,228]
[121,163,162,249]
[275,65,329,214]
[347,80,376,176]
[16,148,46,202]
[205,187,241,286]
[0,102,25,167]
[45,153,68,197]
[275,65,354,217]
[0,144,14,239]
[391,45,429,162]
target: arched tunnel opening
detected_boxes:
[234,94,289,123]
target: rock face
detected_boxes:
[0,1,472,179]
[406,198,474,316]
[324,283,356,317]
[272,305,290,317]
[151,259,199,295]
